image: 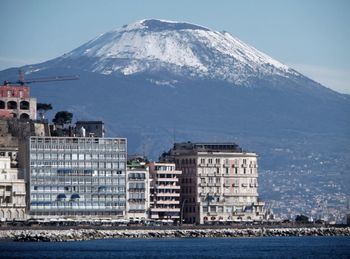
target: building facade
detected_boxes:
[0,85,37,120]
[161,142,266,224]
[126,160,150,220]
[149,162,181,222]
[27,136,127,219]
[0,155,26,220]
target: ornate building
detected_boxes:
[160,142,267,224]
[0,154,26,220]
[0,85,37,120]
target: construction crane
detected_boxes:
[3,69,79,86]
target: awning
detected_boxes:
[57,193,67,200]
[71,193,80,199]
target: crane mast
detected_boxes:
[3,69,79,86]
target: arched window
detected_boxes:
[7,101,17,109]
[20,101,29,110]
[0,100,5,109]
[20,113,29,120]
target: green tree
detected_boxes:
[52,111,73,127]
[37,103,52,120]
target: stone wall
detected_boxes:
[0,227,349,242]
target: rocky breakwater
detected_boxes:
[0,227,349,242]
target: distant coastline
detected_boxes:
[1,226,349,242]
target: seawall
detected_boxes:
[0,227,349,242]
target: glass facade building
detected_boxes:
[28,136,127,218]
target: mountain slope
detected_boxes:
[0,19,349,167]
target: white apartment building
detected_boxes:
[161,142,266,224]
[149,162,181,222]
[126,161,150,220]
[27,136,127,219]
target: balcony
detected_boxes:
[155,170,181,175]
[156,193,180,197]
[150,208,180,212]
[14,191,26,196]
[156,200,179,205]
[156,185,180,190]
[157,178,179,182]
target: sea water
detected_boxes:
[0,236,349,258]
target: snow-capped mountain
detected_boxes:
[1,19,349,220]
[1,19,349,167]
[31,19,299,86]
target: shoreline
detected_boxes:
[0,226,349,242]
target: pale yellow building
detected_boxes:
[161,142,266,224]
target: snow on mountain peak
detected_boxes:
[118,19,210,33]
[60,19,297,85]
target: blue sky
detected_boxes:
[0,0,349,94]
